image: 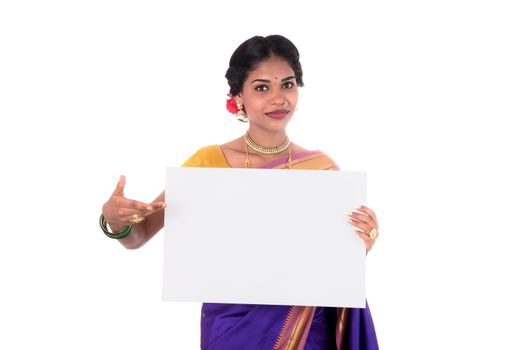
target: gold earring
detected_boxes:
[236,103,248,122]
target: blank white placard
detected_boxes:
[163,167,367,307]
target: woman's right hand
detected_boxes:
[102,175,166,232]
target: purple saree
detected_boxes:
[184,146,379,350]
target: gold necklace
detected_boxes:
[244,132,290,155]
[244,139,293,169]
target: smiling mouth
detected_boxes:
[266,110,289,119]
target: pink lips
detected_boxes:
[266,109,289,119]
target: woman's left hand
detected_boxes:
[346,205,379,253]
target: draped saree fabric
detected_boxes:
[182,145,379,350]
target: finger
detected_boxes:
[141,205,165,218]
[149,201,167,211]
[360,206,378,228]
[124,198,153,210]
[111,198,163,217]
[109,202,165,227]
[358,205,379,229]
[113,175,126,196]
[347,211,375,230]
[112,208,153,223]
[346,216,373,233]
[115,208,147,220]
[349,209,377,230]
[137,202,166,216]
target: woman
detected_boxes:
[101,35,379,349]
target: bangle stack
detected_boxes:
[99,214,132,239]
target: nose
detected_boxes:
[272,96,288,108]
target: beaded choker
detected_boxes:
[244,133,290,155]
[243,133,293,169]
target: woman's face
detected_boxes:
[237,56,298,134]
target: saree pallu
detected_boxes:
[182,145,379,350]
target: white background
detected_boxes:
[1,1,523,349]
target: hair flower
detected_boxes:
[226,93,239,114]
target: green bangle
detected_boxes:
[99,214,132,239]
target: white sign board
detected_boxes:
[163,167,367,307]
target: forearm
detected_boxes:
[102,189,166,249]
[110,222,147,249]
[112,208,165,249]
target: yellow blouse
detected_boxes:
[182,145,230,168]
[182,145,338,170]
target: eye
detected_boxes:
[255,85,269,92]
[282,81,295,89]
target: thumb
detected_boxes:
[113,175,126,196]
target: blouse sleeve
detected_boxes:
[181,145,230,168]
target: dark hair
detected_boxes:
[225,35,304,96]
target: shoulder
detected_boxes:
[290,145,339,170]
[317,152,339,170]
[182,145,230,168]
